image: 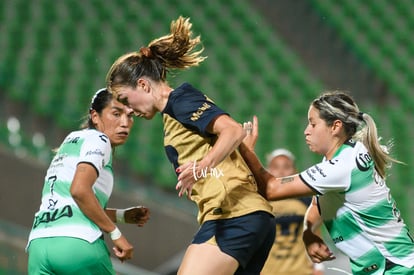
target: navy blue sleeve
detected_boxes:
[165,84,229,136]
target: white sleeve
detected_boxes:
[78,132,111,175]
[299,157,352,194]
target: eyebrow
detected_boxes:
[112,106,124,112]
[116,95,129,105]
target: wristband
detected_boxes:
[109,227,122,240]
[116,209,125,223]
[314,262,325,271]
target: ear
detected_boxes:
[90,110,100,126]
[331,119,343,134]
[137,78,151,93]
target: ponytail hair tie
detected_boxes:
[139,46,152,58]
[358,112,364,121]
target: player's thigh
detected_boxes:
[178,243,239,275]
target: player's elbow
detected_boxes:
[70,184,85,203]
[233,125,246,145]
[264,179,283,201]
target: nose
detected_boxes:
[120,113,131,127]
[304,124,310,135]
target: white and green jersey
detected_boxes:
[27,129,113,248]
[300,140,414,274]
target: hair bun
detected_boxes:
[139,47,152,58]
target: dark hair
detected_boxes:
[106,16,206,94]
[81,88,113,129]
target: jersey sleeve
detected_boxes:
[168,87,228,136]
[299,157,352,194]
[78,132,111,176]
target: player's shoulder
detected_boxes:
[71,129,110,145]
[83,128,106,137]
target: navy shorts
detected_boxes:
[192,211,276,275]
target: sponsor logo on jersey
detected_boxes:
[328,159,338,165]
[356,152,371,171]
[307,164,327,181]
[314,164,327,177]
[63,136,80,144]
[305,169,316,181]
[363,264,378,272]
[190,102,211,121]
[332,235,344,243]
[33,205,73,228]
[86,149,104,156]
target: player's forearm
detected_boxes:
[304,201,322,232]
[239,142,274,198]
[73,190,116,233]
[105,208,116,223]
[202,125,245,168]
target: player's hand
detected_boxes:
[112,235,134,263]
[176,161,197,198]
[303,228,336,263]
[124,206,150,227]
[242,115,259,151]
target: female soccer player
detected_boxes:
[106,16,275,275]
[240,91,414,274]
[27,88,150,274]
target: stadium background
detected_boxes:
[0,0,413,274]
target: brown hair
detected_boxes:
[106,16,206,94]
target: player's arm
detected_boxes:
[70,163,133,262]
[176,114,245,197]
[71,163,117,234]
[105,206,150,227]
[105,208,116,222]
[202,114,245,168]
[268,175,316,200]
[239,115,315,199]
[304,197,323,232]
[239,145,314,199]
[238,141,276,197]
[303,197,335,263]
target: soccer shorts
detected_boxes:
[27,236,114,275]
[192,211,276,275]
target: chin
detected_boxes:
[113,140,127,147]
[308,146,317,153]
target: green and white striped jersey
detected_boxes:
[300,140,414,274]
[27,129,113,248]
